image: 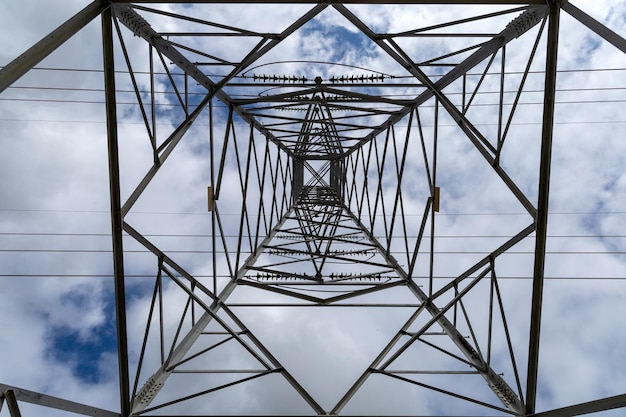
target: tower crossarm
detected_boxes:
[334,3,549,158]
[111,3,327,158]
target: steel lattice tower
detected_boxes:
[1,1,625,417]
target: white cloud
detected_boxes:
[1,1,625,416]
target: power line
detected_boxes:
[0,249,623,255]
[3,65,624,77]
[0,273,624,281]
[1,208,625,216]
[4,96,625,108]
[7,83,626,98]
[2,66,623,113]
[2,117,625,128]
[0,231,624,239]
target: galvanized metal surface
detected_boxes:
[102,7,132,416]
[1,1,624,417]
[525,2,560,415]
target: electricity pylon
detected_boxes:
[1,1,625,417]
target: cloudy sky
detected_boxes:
[1,1,625,416]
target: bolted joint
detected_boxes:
[505,7,546,39]
[115,6,152,37]
[134,374,164,409]
[486,371,524,414]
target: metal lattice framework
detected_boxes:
[1,1,625,417]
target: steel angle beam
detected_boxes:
[110,0,547,4]
[111,4,326,157]
[121,93,212,216]
[128,209,324,415]
[526,2,561,414]
[0,384,119,417]
[0,0,108,92]
[331,206,526,415]
[562,2,626,54]
[530,393,626,417]
[336,4,548,157]
[2,390,21,417]
[334,3,544,217]
[102,7,132,416]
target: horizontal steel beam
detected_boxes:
[226,303,422,307]
[0,384,119,417]
[232,85,414,106]
[110,1,546,4]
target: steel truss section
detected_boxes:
[1,1,625,417]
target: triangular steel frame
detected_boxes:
[1,1,625,417]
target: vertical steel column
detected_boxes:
[429,100,439,297]
[526,2,561,414]
[3,390,22,417]
[102,7,131,417]
[292,158,304,203]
